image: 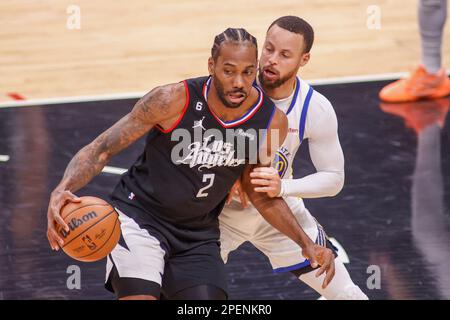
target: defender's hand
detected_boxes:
[250,167,281,198]
[46,190,81,251]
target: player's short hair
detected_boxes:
[268,16,314,53]
[211,28,258,61]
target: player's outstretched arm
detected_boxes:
[47,82,186,251]
[281,99,344,198]
[250,98,344,199]
[241,108,335,288]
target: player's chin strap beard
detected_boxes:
[205,76,245,109]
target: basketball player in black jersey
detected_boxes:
[46,28,335,300]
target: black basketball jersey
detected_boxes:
[111,76,276,232]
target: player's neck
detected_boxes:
[207,81,258,122]
[263,76,297,100]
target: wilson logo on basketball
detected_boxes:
[59,211,98,238]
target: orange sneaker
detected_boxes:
[379,98,450,134]
[379,65,450,103]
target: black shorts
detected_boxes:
[105,203,228,299]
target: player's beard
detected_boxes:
[258,67,297,90]
[213,76,247,109]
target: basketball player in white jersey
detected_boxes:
[219,16,368,299]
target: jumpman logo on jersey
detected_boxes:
[192,116,206,130]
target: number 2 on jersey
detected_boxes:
[196,173,215,198]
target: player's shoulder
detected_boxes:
[250,86,275,117]
[301,81,338,137]
[184,75,209,87]
[308,86,336,117]
[183,75,213,101]
[136,82,186,121]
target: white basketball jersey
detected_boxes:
[219,77,319,256]
[273,77,313,182]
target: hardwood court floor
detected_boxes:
[0,80,449,299]
[1,0,450,102]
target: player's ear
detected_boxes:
[299,52,310,67]
[208,57,215,75]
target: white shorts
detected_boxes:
[105,209,166,296]
[105,207,228,298]
[219,197,330,272]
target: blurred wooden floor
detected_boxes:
[1,0,450,101]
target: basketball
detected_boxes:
[56,196,121,262]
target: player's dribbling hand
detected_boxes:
[226,179,249,208]
[46,189,81,251]
[302,244,336,289]
[250,167,281,198]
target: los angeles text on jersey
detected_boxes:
[170,127,278,169]
[176,303,272,318]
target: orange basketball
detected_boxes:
[56,196,121,262]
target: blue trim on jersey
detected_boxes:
[286,77,300,115]
[318,227,324,246]
[273,259,311,273]
[299,86,314,143]
[266,104,277,130]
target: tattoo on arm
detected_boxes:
[59,114,147,192]
[134,84,180,122]
[56,82,185,193]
